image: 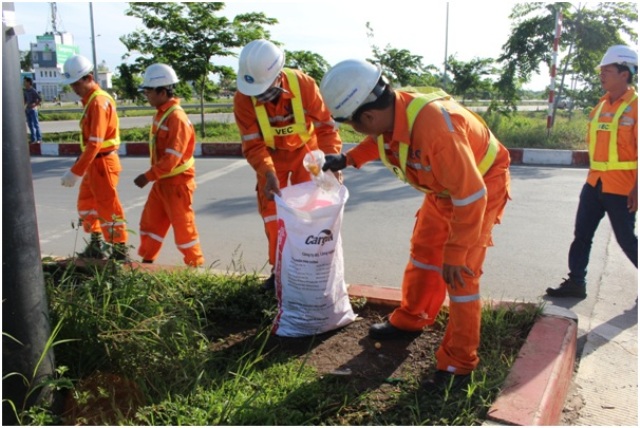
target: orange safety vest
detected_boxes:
[377,89,498,195]
[252,68,314,149]
[149,104,195,179]
[588,92,638,171]
[80,89,120,151]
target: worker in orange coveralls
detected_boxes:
[233,39,342,290]
[134,63,204,267]
[60,54,129,261]
[319,59,511,391]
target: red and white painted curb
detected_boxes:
[29,142,590,167]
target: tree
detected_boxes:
[120,2,277,137]
[19,49,32,71]
[365,22,438,87]
[497,2,637,116]
[446,56,496,102]
[113,63,144,103]
[284,50,330,83]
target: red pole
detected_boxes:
[547,9,563,133]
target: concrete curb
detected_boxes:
[347,283,578,426]
[29,142,590,167]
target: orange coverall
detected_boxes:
[71,86,127,245]
[233,68,342,267]
[346,91,511,375]
[137,98,204,267]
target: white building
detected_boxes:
[30,32,113,102]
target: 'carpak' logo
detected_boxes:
[305,229,333,245]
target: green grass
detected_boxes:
[41,109,588,150]
[7,262,543,426]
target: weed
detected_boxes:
[12,265,540,425]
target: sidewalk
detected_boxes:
[28,142,591,168]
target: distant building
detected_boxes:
[30,32,78,101]
[29,32,113,102]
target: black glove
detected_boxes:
[322,154,348,172]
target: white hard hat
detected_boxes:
[61,54,94,84]
[236,39,285,96]
[140,63,179,89]
[319,59,383,121]
[598,45,638,70]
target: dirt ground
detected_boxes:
[210,303,446,394]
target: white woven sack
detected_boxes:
[272,179,355,337]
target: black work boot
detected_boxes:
[546,278,587,299]
[110,243,131,263]
[77,233,107,259]
[368,320,422,340]
[261,273,275,292]
[422,370,471,394]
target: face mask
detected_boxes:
[255,86,284,103]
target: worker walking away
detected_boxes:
[547,45,637,299]
[233,39,342,290]
[134,63,205,267]
[60,54,129,261]
[319,59,511,391]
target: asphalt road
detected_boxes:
[31,157,636,304]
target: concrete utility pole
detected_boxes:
[2,2,56,424]
[443,2,450,91]
[89,2,98,81]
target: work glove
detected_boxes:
[61,169,81,188]
[322,154,348,172]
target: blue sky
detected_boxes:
[12,1,552,90]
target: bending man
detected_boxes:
[320,59,510,390]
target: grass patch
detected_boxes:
[9,262,543,425]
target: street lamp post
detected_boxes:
[89,2,98,81]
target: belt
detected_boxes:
[95,150,116,158]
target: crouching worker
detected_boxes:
[134,63,205,267]
[319,59,511,391]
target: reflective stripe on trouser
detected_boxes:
[77,154,127,244]
[390,174,510,375]
[138,180,204,267]
[256,145,315,266]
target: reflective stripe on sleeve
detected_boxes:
[451,187,486,207]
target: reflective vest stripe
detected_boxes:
[589,93,638,171]
[80,89,120,151]
[377,90,498,195]
[252,68,314,149]
[149,104,195,179]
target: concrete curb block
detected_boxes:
[346,283,577,427]
[29,143,590,167]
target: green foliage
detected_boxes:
[120,2,278,138]
[285,50,331,83]
[498,2,638,106]
[366,22,438,87]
